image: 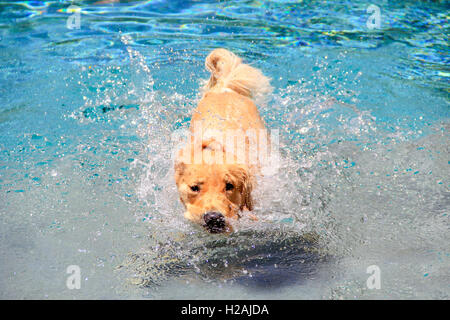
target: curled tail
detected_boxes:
[203,48,272,103]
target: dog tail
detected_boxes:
[203,48,272,103]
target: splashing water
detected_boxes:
[0,0,448,299]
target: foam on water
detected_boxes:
[111,41,449,298]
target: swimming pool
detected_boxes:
[0,0,448,299]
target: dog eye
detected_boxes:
[190,185,200,192]
[225,183,234,191]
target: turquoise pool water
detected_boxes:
[0,0,449,299]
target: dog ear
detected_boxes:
[241,174,254,211]
[231,165,253,211]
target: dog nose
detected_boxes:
[203,211,226,233]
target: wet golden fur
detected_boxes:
[175,48,272,231]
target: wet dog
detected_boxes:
[174,49,272,233]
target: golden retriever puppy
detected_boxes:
[175,48,272,233]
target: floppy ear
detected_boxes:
[231,166,254,211]
[174,161,185,186]
[241,174,254,211]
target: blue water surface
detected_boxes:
[0,0,449,299]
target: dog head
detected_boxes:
[174,143,253,233]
